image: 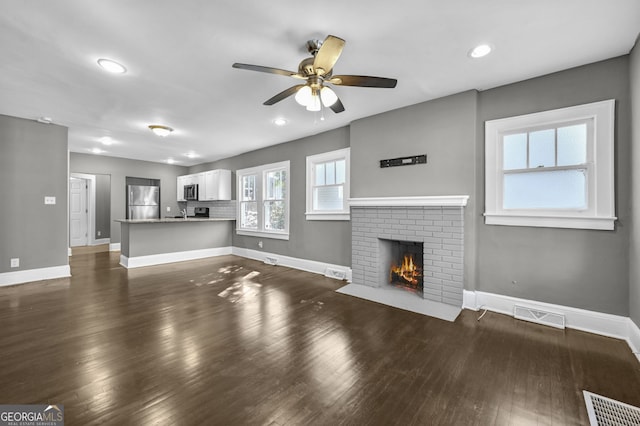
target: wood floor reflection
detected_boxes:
[1,252,639,425]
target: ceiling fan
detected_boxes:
[232,35,397,113]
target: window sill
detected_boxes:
[236,229,289,240]
[484,213,616,230]
[305,212,350,221]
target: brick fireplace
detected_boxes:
[349,196,468,309]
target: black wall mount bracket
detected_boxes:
[380,154,427,168]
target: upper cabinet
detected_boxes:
[177,169,231,201]
[203,169,231,201]
[177,175,188,201]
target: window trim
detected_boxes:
[305,147,351,221]
[236,160,290,240]
[484,99,616,230]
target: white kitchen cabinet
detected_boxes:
[202,169,231,201]
[177,170,230,202]
[196,172,206,199]
[177,175,188,201]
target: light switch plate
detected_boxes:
[44,196,56,205]
[10,258,19,268]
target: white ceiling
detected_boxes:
[1,1,639,166]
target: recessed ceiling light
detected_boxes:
[91,148,104,154]
[167,158,175,164]
[185,152,198,159]
[36,116,52,124]
[273,118,287,126]
[97,58,127,74]
[469,44,492,59]
[148,124,174,137]
[99,136,113,145]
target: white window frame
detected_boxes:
[484,99,616,230]
[236,160,290,240]
[305,147,350,221]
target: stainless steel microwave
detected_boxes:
[184,184,198,201]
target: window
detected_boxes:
[237,161,290,239]
[484,99,615,230]
[306,148,350,220]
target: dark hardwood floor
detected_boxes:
[1,252,639,425]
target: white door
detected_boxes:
[70,177,88,246]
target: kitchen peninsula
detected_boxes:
[116,217,234,268]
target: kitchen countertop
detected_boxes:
[115,217,235,223]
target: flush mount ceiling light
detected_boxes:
[97,58,127,74]
[99,136,113,145]
[91,148,104,154]
[273,117,288,126]
[148,124,174,137]
[469,44,493,59]
[167,158,175,164]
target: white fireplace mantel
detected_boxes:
[349,195,469,207]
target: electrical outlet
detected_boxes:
[10,258,19,268]
[44,196,56,205]
[97,231,101,237]
[166,206,171,212]
[258,241,263,249]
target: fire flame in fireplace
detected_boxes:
[389,254,422,287]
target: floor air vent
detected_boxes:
[513,304,565,329]
[583,390,640,426]
[263,256,278,266]
[325,268,347,280]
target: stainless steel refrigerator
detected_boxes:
[127,185,160,219]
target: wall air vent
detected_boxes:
[263,256,279,266]
[583,390,640,426]
[513,304,565,329]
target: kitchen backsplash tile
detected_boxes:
[184,200,237,218]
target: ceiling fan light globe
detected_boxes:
[320,86,338,107]
[306,94,321,112]
[295,86,312,106]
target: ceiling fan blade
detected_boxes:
[328,75,397,88]
[329,97,345,113]
[263,85,305,105]
[313,35,345,76]
[232,63,303,79]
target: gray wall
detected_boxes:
[95,174,111,239]
[191,127,351,267]
[350,90,478,291]
[70,153,188,244]
[477,56,631,316]
[630,40,640,326]
[0,115,68,273]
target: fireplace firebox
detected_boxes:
[379,239,424,294]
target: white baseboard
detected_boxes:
[628,318,640,363]
[464,290,640,363]
[0,265,71,287]
[93,238,110,246]
[109,243,121,252]
[120,247,233,269]
[231,247,352,282]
